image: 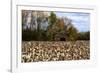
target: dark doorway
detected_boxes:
[60,38,66,41]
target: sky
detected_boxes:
[55,12,90,32]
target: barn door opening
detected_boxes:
[60,38,66,41]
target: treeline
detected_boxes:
[77,31,90,40]
[22,11,90,41]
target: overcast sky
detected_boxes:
[55,12,90,32]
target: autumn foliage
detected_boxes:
[22,11,90,41]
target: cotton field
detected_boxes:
[22,41,90,63]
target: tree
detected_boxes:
[62,17,78,41]
[47,12,57,41]
[66,26,78,41]
[77,31,90,40]
[47,12,78,41]
[49,12,57,26]
[35,11,49,40]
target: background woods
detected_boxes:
[22,10,90,41]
